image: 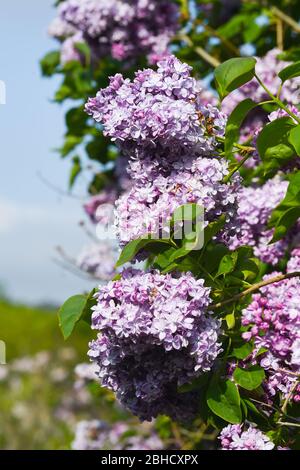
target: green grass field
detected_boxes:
[0,301,97,449]
[0,301,93,361]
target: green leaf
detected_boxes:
[58,290,97,339]
[233,366,265,391]
[204,215,226,245]
[225,312,236,330]
[230,342,254,360]
[116,237,173,268]
[278,48,300,62]
[257,117,296,165]
[58,295,88,339]
[69,156,81,189]
[279,61,300,83]
[81,289,97,325]
[59,135,82,157]
[74,42,91,64]
[171,203,203,225]
[66,106,87,137]
[225,99,257,157]
[207,377,242,424]
[40,51,60,76]
[215,57,257,100]
[270,206,300,243]
[216,251,238,277]
[178,373,209,394]
[268,171,300,242]
[243,15,263,43]
[218,14,246,39]
[289,125,300,155]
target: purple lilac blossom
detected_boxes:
[84,188,118,224]
[219,424,275,450]
[115,156,240,246]
[48,17,76,39]
[72,419,164,450]
[228,176,290,265]
[76,242,117,281]
[88,268,222,421]
[241,271,300,401]
[85,55,227,174]
[287,247,300,273]
[222,48,300,115]
[50,0,179,65]
[60,31,84,65]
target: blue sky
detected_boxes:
[0,0,95,304]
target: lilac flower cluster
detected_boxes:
[88,268,221,420]
[115,157,240,246]
[76,242,117,281]
[242,271,300,401]
[222,48,300,115]
[86,56,227,169]
[49,0,179,65]
[287,247,300,273]
[228,176,291,265]
[84,188,118,225]
[72,419,164,450]
[219,424,275,450]
[86,56,239,246]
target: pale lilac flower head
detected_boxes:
[228,176,290,265]
[84,188,118,224]
[72,419,164,450]
[287,247,300,273]
[48,17,76,39]
[88,268,222,420]
[85,55,227,170]
[76,242,117,281]
[61,32,85,65]
[51,0,179,65]
[242,271,300,400]
[219,424,275,450]
[115,156,240,247]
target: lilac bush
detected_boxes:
[51,3,300,450]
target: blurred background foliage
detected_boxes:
[0,301,123,449]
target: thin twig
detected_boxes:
[223,153,253,183]
[274,368,300,378]
[271,6,300,34]
[179,33,220,67]
[196,20,240,56]
[276,18,284,51]
[277,421,300,428]
[210,271,300,310]
[254,73,300,124]
[281,379,299,415]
